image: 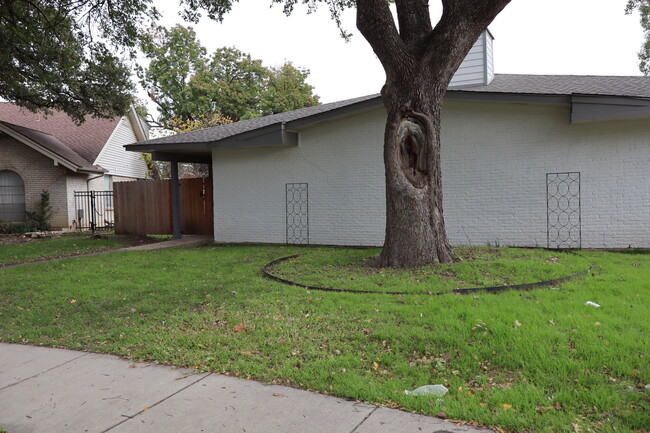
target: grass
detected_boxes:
[269,247,592,294]
[0,234,143,267]
[0,244,648,432]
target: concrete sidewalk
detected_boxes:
[0,344,494,433]
[119,235,213,251]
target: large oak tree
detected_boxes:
[354,0,511,267]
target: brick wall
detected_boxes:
[212,100,650,248]
[0,135,71,228]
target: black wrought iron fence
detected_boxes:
[74,190,114,233]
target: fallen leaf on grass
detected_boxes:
[501,403,512,410]
[233,322,246,333]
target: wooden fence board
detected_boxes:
[114,178,212,236]
[180,178,213,235]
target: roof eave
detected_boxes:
[0,123,100,173]
[125,123,298,160]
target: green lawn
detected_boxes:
[0,234,146,267]
[0,245,648,432]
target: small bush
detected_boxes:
[26,190,53,231]
[0,222,39,234]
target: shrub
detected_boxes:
[0,222,39,234]
[26,190,53,231]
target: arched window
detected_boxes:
[0,170,26,222]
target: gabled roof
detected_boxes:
[0,121,105,173]
[127,74,650,155]
[0,102,120,163]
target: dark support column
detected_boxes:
[170,161,181,239]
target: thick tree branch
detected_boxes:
[356,0,413,77]
[395,0,432,51]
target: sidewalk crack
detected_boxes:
[0,352,88,391]
[350,406,378,433]
[102,372,212,432]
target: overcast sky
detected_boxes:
[151,0,645,104]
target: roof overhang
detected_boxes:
[127,123,298,161]
[570,94,650,123]
[0,123,105,174]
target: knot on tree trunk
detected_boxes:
[396,115,428,188]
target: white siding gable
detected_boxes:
[94,116,147,179]
[449,30,494,88]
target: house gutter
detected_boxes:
[86,173,104,191]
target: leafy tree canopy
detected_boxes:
[0,0,158,122]
[139,24,319,126]
[626,0,650,75]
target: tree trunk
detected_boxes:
[379,77,452,267]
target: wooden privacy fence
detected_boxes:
[114,178,213,236]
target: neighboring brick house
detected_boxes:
[127,32,650,249]
[0,104,149,229]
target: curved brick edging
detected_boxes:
[262,254,591,296]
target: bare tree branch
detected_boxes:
[356,0,413,78]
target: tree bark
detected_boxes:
[378,74,452,267]
[357,0,511,267]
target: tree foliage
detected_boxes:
[627,0,650,75]
[139,24,320,126]
[0,0,158,122]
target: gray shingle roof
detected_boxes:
[460,74,650,98]
[136,94,379,146]
[132,74,650,148]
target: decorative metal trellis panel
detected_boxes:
[546,172,581,249]
[286,183,309,245]
[74,190,114,233]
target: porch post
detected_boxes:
[170,161,181,239]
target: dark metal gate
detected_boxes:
[286,183,309,245]
[546,172,581,249]
[74,190,114,233]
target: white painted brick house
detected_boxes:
[0,104,148,228]
[128,32,650,249]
